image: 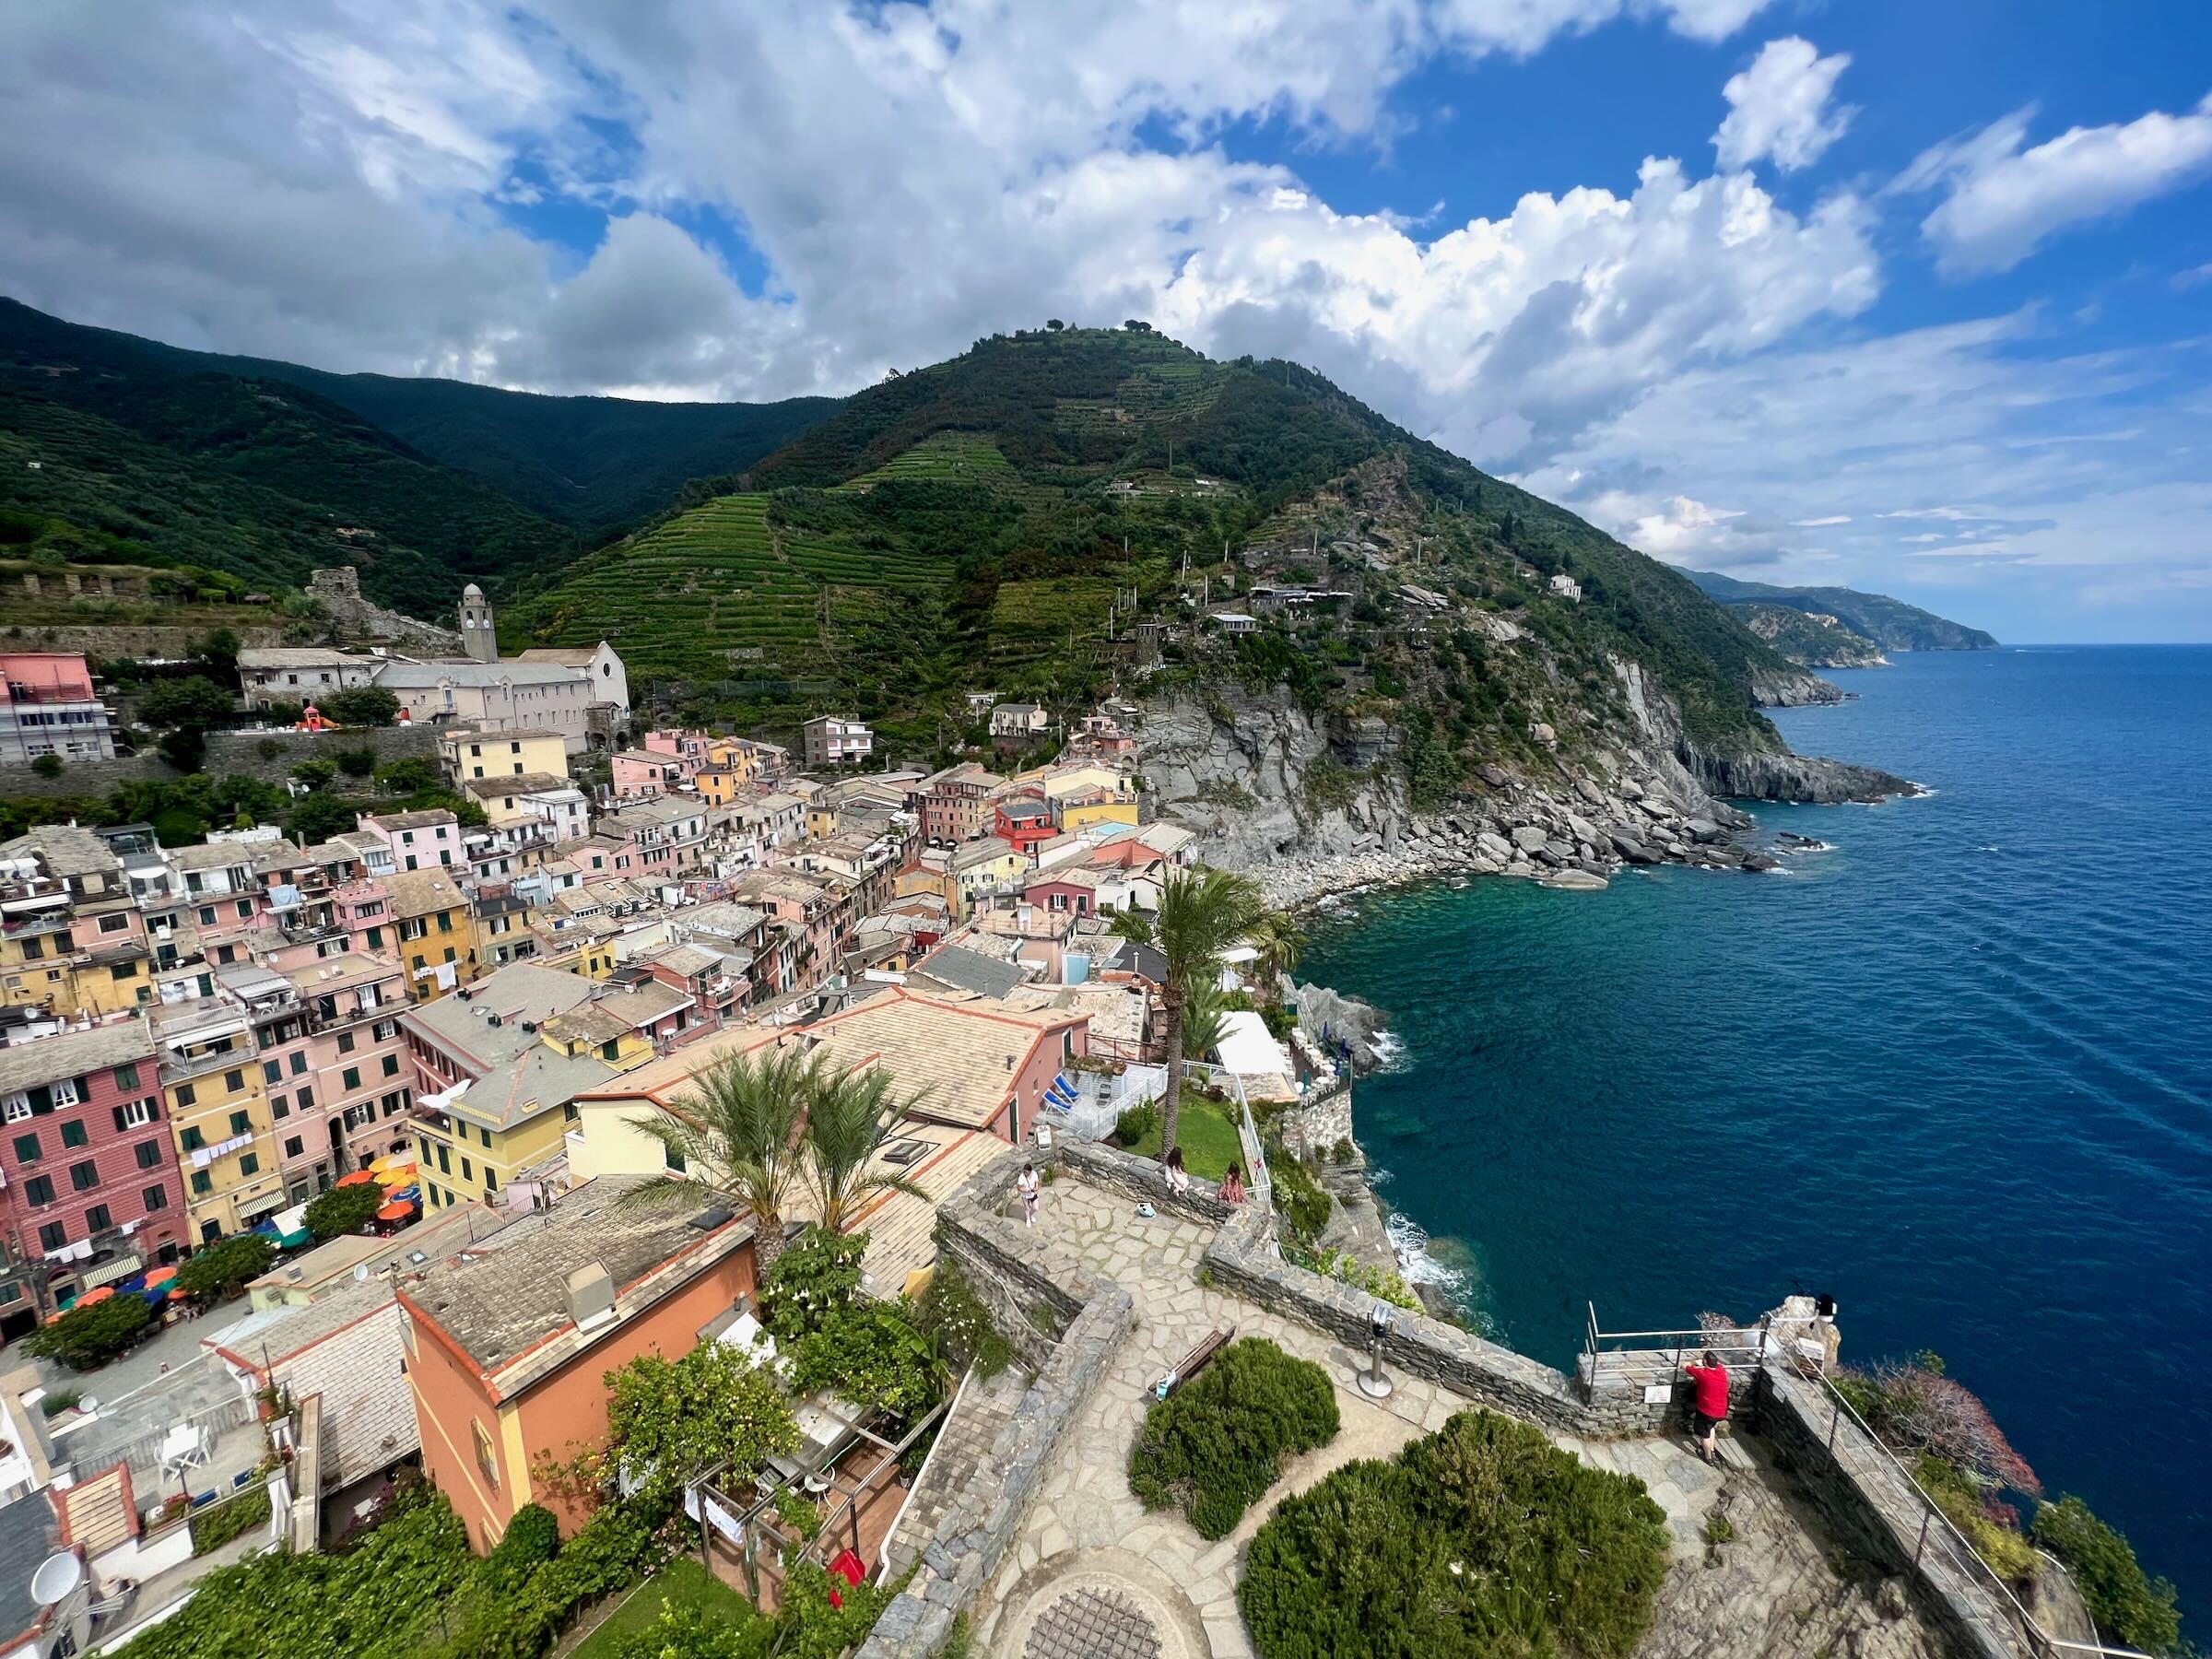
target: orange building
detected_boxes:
[397,1175,759,1549]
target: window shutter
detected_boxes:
[112,1106,127,1133]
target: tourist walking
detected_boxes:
[1163,1147,1189,1195]
[1018,1161,1041,1228]
[1684,1349,1730,1464]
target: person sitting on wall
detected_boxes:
[1218,1162,1246,1205]
[1164,1147,1189,1195]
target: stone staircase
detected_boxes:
[881,1365,1027,1579]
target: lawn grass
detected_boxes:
[1123,1097,1245,1181]
[571,1557,764,1659]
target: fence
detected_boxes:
[1583,1312,2146,1659]
[1179,1058,1271,1213]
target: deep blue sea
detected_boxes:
[1302,646,2212,1620]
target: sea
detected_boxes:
[1300,645,2212,1622]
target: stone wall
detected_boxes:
[1,623,295,659]
[306,568,464,653]
[1758,1364,2025,1659]
[860,1151,1134,1659]
[203,724,438,785]
[1272,1078,1353,1163]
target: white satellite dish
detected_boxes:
[29,1552,82,1607]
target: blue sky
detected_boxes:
[2,0,2207,641]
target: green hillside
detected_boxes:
[1735,602,1888,668]
[1688,569,1997,651]
[0,299,835,532]
[513,324,1811,771]
[1,305,584,615]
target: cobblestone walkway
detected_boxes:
[982,1180,1943,1659]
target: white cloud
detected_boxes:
[1712,38,1854,172]
[1792,514,1850,526]
[1900,92,2212,275]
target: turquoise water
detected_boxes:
[1301,646,2212,1618]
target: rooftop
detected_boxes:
[399,1174,753,1390]
[510,648,602,668]
[366,809,459,832]
[372,660,583,688]
[384,867,466,918]
[0,1019,156,1093]
[909,943,1030,1001]
[804,986,1083,1132]
[407,963,597,1064]
[237,647,369,669]
[462,772,574,799]
[0,825,124,884]
[451,1044,619,1130]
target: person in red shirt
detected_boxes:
[1684,1349,1730,1464]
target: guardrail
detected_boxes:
[1180,1059,1271,1213]
[1584,1310,2147,1659]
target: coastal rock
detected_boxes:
[1289,982,1394,1074]
[1477,763,1512,790]
[1541,868,1608,890]
[1511,826,1549,852]
[1608,832,1660,865]
[1683,817,1723,843]
[1573,777,1606,807]
[1477,830,1512,861]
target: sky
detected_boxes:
[2,1,2208,642]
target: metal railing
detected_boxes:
[1584,1310,2146,1659]
[1180,1058,1271,1212]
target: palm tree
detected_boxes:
[1250,910,1304,992]
[1112,864,1269,1157]
[795,1064,932,1237]
[1181,976,1230,1062]
[620,1043,820,1271]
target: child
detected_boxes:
[1164,1146,1190,1194]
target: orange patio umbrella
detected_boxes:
[335,1171,378,1187]
[76,1287,114,1305]
[145,1265,177,1287]
[375,1201,414,1223]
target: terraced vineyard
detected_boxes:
[507,490,957,677]
[836,429,1015,490]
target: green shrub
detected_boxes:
[1240,1408,1668,1659]
[607,1605,769,1659]
[1916,1456,2039,1585]
[913,1259,1012,1380]
[1265,1147,1331,1244]
[487,1502,560,1587]
[1114,1099,1160,1147]
[29,754,63,780]
[23,1294,154,1370]
[177,1235,276,1300]
[191,1487,271,1557]
[771,1487,822,1542]
[759,1226,866,1340]
[789,1300,943,1420]
[304,1181,386,1241]
[1128,1337,1339,1539]
[2032,1496,2182,1653]
[38,1389,81,1418]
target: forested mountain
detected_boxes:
[1733,602,1888,669]
[1688,569,1997,652]
[512,323,1835,787]
[0,299,840,615]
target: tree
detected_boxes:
[373,756,441,794]
[1181,976,1229,1061]
[23,1294,154,1370]
[1250,910,1304,989]
[334,745,378,778]
[322,687,400,727]
[176,1235,276,1300]
[190,628,241,688]
[621,1045,820,1272]
[1045,318,1065,331]
[139,675,237,730]
[303,1182,385,1241]
[606,1340,797,1500]
[794,1064,929,1237]
[1112,865,1269,1157]
[290,759,337,791]
[287,793,360,845]
[759,1226,867,1341]
[29,755,62,780]
[2032,1496,2181,1653]
[158,725,206,773]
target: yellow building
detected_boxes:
[440,727,571,787]
[0,827,153,1018]
[389,867,474,1003]
[403,965,686,1210]
[1058,797,1140,834]
[156,1002,284,1243]
[695,764,747,806]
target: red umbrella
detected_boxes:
[335,1171,377,1187]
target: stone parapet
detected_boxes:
[857,1151,1135,1659]
[1758,1363,2029,1659]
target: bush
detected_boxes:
[1114,1099,1159,1147]
[2032,1496,2182,1653]
[1918,1456,2039,1584]
[322,687,400,727]
[191,1486,271,1557]
[177,1234,276,1300]
[304,1182,387,1241]
[913,1258,1014,1380]
[1266,1147,1332,1244]
[790,1300,943,1421]
[1239,1407,1669,1659]
[23,1294,154,1370]
[485,1501,561,1588]
[29,754,62,780]
[39,1389,81,1418]
[334,745,379,778]
[1128,1337,1339,1539]
[759,1226,866,1340]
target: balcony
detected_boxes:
[159,1043,252,1084]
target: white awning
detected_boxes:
[82,1253,143,1289]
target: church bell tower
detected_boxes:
[459,582,499,665]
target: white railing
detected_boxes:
[1178,1058,1271,1212]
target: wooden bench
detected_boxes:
[1148,1326,1235,1399]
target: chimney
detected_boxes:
[564,1263,617,1332]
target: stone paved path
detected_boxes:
[982,1181,1944,1659]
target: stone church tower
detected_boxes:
[459,582,499,665]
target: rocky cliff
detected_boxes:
[1139,658,1909,906]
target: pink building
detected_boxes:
[641,728,714,776]
[0,1022,185,1330]
[610,749,685,798]
[598,797,709,878]
[0,652,119,764]
[271,954,414,1197]
[358,809,461,873]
